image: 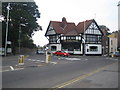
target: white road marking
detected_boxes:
[27,59,58,64]
[40,61,45,62]
[10,66,14,70]
[58,57,65,60]
[14,68,24,71]
[58,58,60,60]
[37,60,40,61]
[85,59,88,60]
[65,58,81,61]
[32,60,36,61]
[27,59,46,63]
[58,57,88,61]
[106,57,119,61]
[50,62,57,64]
[0,66,24,72]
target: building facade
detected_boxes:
[112,31,120,52]
[45,17,103,55]
[108,33,118,53]
[100,25,110,56]
[118,1,120,30]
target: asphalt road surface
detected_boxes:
[2,53,119,88]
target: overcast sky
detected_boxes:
[32,0,119,46]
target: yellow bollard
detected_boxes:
[21,55,24,63]
[46,55,51,63]
[18,55,24,65]
[112,54,114,57]
[48,55,51,62]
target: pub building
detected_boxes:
[45,17,103,55]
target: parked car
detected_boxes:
[53,51,70,57]
[109,52,120,57]
[36,50,45,55]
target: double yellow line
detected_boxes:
[52,62,118,88]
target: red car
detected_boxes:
[53,51,70,56]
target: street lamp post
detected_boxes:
[5,3,10,56]
[83,21,86,56]
[19,23,26,54]
[19,25,21,53]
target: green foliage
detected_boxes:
[2,2,41,54]
[99,25,110,31]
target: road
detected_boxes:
[2,53,119,88]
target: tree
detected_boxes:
[2,2,41,54]
[99,25,111,35]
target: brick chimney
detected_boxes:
[61,17,67,29]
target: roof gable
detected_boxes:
[76,19,93,34]
[45,22,56,36]
[85,22,102,35]
[76,19,103,35]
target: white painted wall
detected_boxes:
[74,44,83,54]
[46,30,56,35]
[109,38,118,53]
[49,44,61,53]
[85,44,102,54]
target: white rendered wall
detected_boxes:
[85,44,102,54]
[73,44,83,54]
[109,38,118,53]
[49,44,61,53]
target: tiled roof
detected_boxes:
[50,21,78,36]
[76,19,93,34]
[46,18,94,36]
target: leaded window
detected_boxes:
[51,46,57,51]
[49,36,57,43]
[85,35,102,43]
[89,46,98,52]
